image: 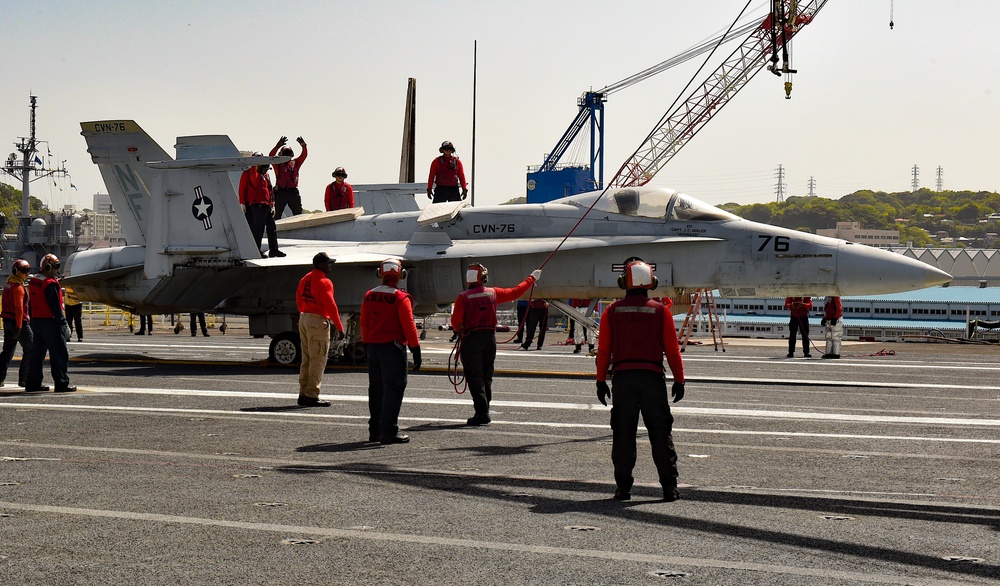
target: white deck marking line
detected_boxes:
[6,385,998,427]
[3,403,999,444]
[0,501,965,585]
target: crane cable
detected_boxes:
[448,1,753,393]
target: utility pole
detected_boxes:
[807,176,816,198]
[775,164,786,202]
[910,164,920,192]
[935,166,944,192]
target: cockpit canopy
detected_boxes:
[558,187,738,222]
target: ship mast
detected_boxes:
[2,94,71,218]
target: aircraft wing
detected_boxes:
[245,235,723,267]
[402,235,724,260]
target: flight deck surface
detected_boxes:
[1,326,998,585]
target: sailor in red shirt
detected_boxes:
[784,296,812,358]
[0,259,33,387]
[324,167,355,211]
[361,258,421,444]
[820,296,843,359]
[238,157,284,258]
[451,263,541,426]
[295,252,344,407]
[426,141,468,203]
[26,254,75,393]
[595,258,685,502]
[269,135,308,218]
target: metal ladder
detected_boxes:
[678,289,725,352]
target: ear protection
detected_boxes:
[617,258,657,290]
[40,253,60,275]
[375,258,407,280]
[466,263,489,285]
[13,259,31,274]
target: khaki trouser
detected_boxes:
[298,312,331,399]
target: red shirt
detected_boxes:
[784,297,812,318]
[239,168,273,206]
[451,276,536,332]
[427,155,467,190]
[823,297,843,320]
[0,277,29,328]
[596,295,684,383]
[296,269,344,332]
[268,144,308,188]
[361,285,420,347]
[27,275,63,320]
[324,181,355,211]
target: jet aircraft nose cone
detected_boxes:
[836,242,952,296]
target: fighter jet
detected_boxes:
[67,120,951,363]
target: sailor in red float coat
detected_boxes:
[361,258,421,444]
[26,254,74,392]
[426,140,468,203]
[269,135,308,217]
[595,258,685,502]
[820,296,843,359]
[451,265,541,425]
[0,260,33,387]
[784,296,812,357]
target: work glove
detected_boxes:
[820,319,827,327]
[427,189,434,200]
[410,345,422,372]
[461,188,469,200]
[61,321,71,343]
[671,382,685,403]
[596,381,611,406]
[530,269,542,282]
[830,317,838,326]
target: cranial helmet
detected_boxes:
[466,263,489,285]
[617,257,657,290]
[11,258,31,280]
[40,253,60,276]
[376,258,406,281]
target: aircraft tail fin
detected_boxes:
[81,121,172,245]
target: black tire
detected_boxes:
[269,332,301,365]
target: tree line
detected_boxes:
[720,188,1000,248]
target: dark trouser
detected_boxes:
[190,312,207,335]
[610,370,678,491]
[65,304,83,339]
[788,316,810,354]
[514,301,528,343]
[431,185,461,203]
[273,186,303,218]
[27,318,70,389]
[366,342,408,440]
[459,329,496,417]
[522,306,548,349]
[247,204,280,255]
[0,317,33,385]
[138,315,153,333]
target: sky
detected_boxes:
[2,0,998,215]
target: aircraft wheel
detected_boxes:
[269,332,301,365]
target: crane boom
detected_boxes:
[535,19,760,176]
[612,0,830,188]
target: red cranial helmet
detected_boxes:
[466,263,488,286]
[617,257,657,290]
[376,258,406,281]
[40,253,60,276]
